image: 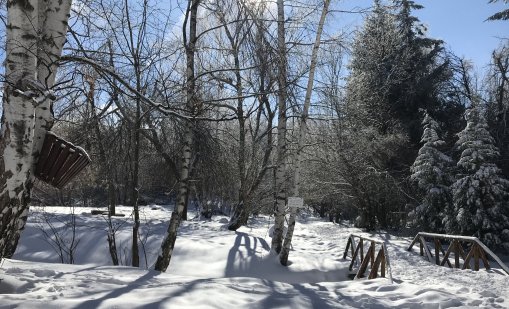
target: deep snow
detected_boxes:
[1,205,508,308]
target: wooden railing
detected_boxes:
[407,232,509,275]
[342,234,393,283]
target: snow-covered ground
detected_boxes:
[1,205,508,308]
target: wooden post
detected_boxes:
[419,236,433,262]
[368,249,384,279]
[473,244,480,271]
[462,245,475,270]
[368,247,385,279]
[356,245,373,279]
[350,236,356,260]
[349,240,362,271]
[343,237,352,259]
[380,250,386,278]
[370,241,375,267]
[479,247,490,270]
[360,238,364,261]
[454,240,460,268]
[407,234,420,251]
[437,239,451,267]
[440,241,454,268]
[434,239,441,265]
[457,242,467,260]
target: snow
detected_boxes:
[1,206,509,308]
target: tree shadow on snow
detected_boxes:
[72,270,160,309]
[224,232,350,284]
[255,281,341,309]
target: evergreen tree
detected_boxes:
[346,0,454,144]
[487,0,509,21]
[343,0,461,228]
[346,0,400,134]
[391,0,452,145]
[410,111,453,232]
[450,107,509,248]
[485,44,509,178]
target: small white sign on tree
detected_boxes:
[287,197,304,209]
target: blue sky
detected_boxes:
[415,0,506,70]
[339,0,507,71]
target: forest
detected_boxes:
[0,0,509,277]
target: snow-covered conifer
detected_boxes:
[450,107,509,248]
[410,111,453,232]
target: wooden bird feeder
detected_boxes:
[35,131,91,189]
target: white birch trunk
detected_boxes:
[279,0,331,266]
[154,0,200,272]
[271,0,289,254]
[0,0,72,258]
[153,120,194,272]
[32,0,72,159]
[0,0,39,259]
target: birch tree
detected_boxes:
[154,0,201,272]
[0,0,72,258]
[279,0,331,266]
[271,0,289,254]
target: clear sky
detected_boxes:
[415,0,506,70]
[338,0,507,71]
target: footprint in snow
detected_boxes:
[376,285,398,292]
[31,269,58,277]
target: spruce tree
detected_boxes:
[410,111,453,232]
[346,0,459,151]
[391,0,452,145]
[450,107,509,248]
[487,0,509,21]
[346,0,400,134]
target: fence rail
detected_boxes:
[342,234,393,283]
[407,232,509,275]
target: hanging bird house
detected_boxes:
[35,132,91,189]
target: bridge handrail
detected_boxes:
[407,232,509,275]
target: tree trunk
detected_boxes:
[106,40,119,217]
[122,0,144,267]
[154,0,200,272]
[228,21,248,231]
[280,0,331,266]
[131,75,141,267]
[0,0,72,258]
[228,200,250,231]
[154,120,194,271]
[32,0,73,159]
[85,71,119,264]
[271,0,289,254]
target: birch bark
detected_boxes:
[271,0,289,254]
[154,0,200,272]
[280,0,331,266]
[0,0,72,258]
[32,0,72,158]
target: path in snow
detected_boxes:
[0,206,508,308]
